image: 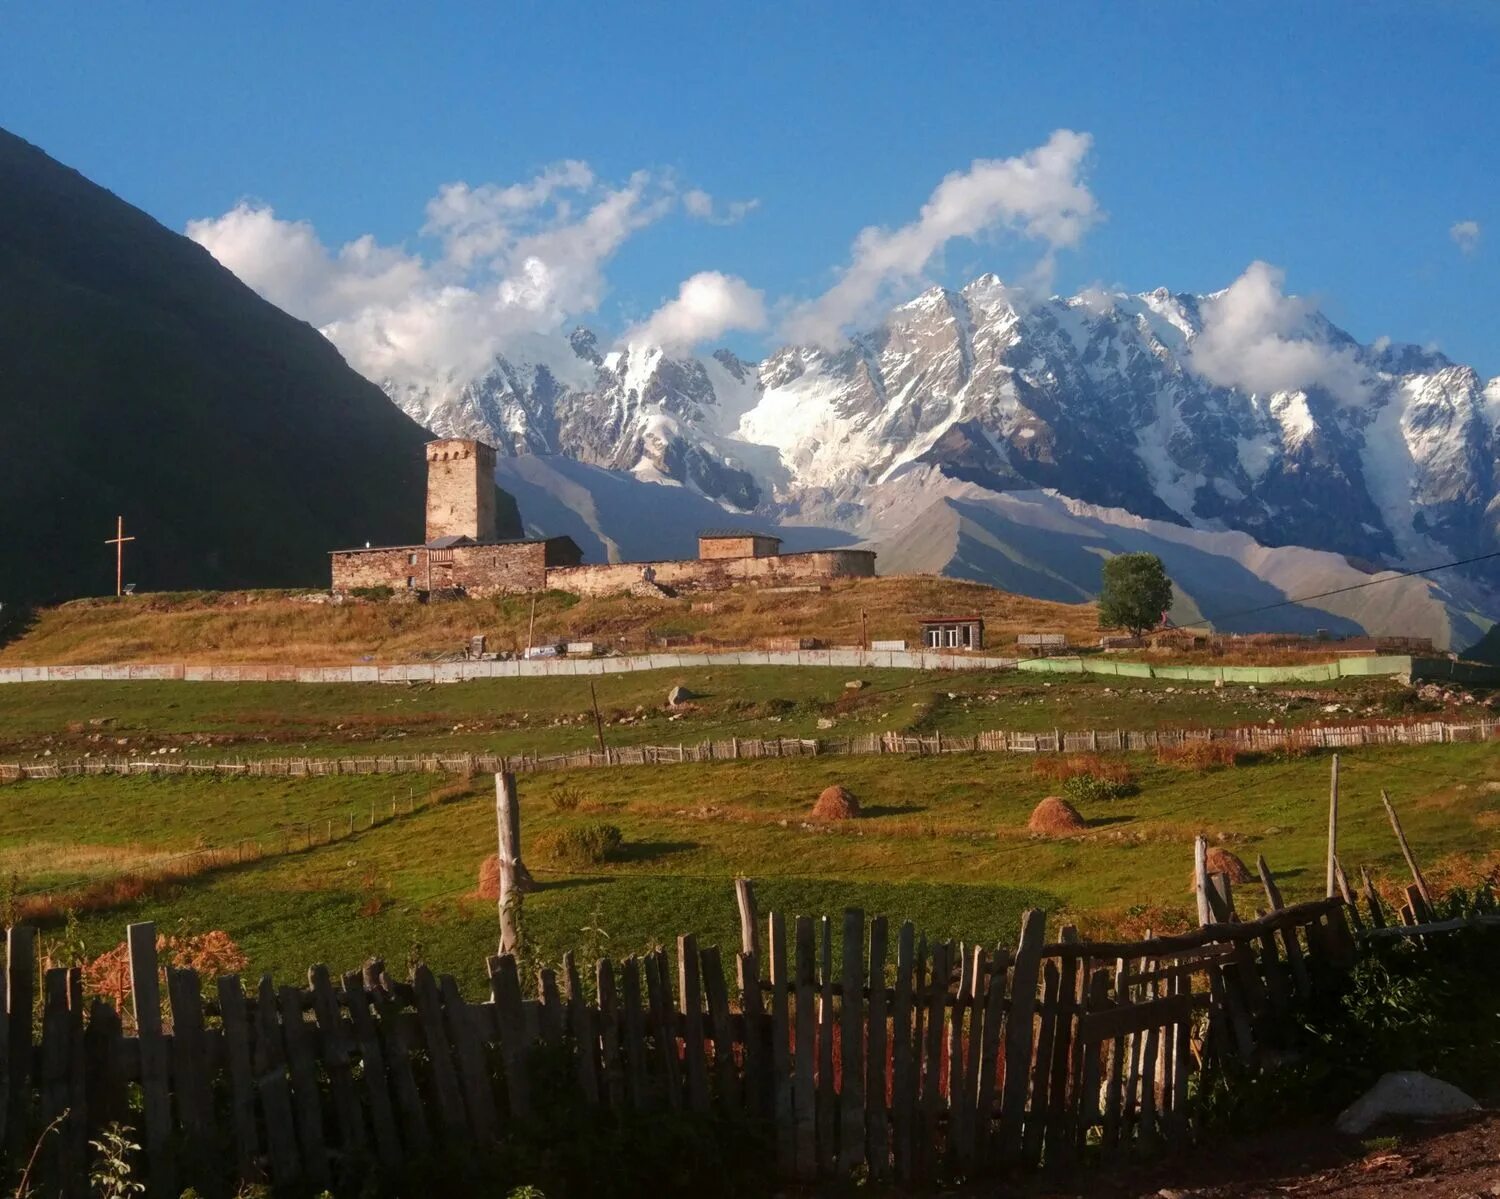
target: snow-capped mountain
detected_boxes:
[385,273,1500,642]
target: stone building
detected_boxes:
[331,441,874,599]
[330,438,581,597]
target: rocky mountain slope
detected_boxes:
[392,273,1499,646]
[0,128,519,605]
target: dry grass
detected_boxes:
[10,845,253,925]
[1032,754,1137,786]
[1,576,1105,665]
[1155,742,1246,770]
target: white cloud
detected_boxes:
[1450,219,1481,254]
[784,129,1100,345]
[1189,261,1372,405]
[682,188,760,225]
[625,271,767,350]
[188,162,684,395]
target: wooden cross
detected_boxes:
[105,515,135,597]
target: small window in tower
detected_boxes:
[406,576,415,590]
[408,552,418,565]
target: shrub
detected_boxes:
[1061,772,1136,803]
[534,823,623,867]
[550,786,583,813]
[348,585,395,601]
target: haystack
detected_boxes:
[812,785,860,820]
[1205,846,1253,883]
[1028,796,1086,836]
[477,853,537,899]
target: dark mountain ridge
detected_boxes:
[0,127,516,605]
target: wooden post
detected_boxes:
[735,878,760,958]
[1380,789,1434,916]
[496,772,523,954]
[526,593,538,657]
[589,680,608,756]
[1326,753,1339,897]
[1193,836,1212,926]
[128,922,174,1197]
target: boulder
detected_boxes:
[1334,1071,1478,1136]
[667,685,697,707]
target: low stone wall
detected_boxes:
[332,541,556,597]
[546,549,876,597]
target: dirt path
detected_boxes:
[1029,1113,1500,1198]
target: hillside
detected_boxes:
[0,577,1103,665]
[0,127,517,606]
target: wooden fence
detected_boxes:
[4,717,1495,783]
[0,889,1390,1197]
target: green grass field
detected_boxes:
[0,666,1452,764]
[5,740,1495,993]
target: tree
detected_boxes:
[1098,553,1174,637]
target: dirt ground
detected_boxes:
[1029,1112,1500,1198]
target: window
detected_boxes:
[926,628,941,648]
[405,576,415,590]
[408,552,418,565]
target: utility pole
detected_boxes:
[105,516,136,597]
[525,593,538,658]
[1325,754,1340,898]
[860,608,868,650]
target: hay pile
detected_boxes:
[477,853,537,898]
[812,785,860,820]
[1028,796,1086,837]
[1205,846,1253,883]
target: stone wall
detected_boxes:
[698,535,779,560]
[333,538,581,597]
[547,549,876,597]
[425,439,497,542]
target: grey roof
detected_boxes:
[426,534,475,548]
[698,527,782,541]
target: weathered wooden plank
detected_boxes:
[366,964,432,1156]
[945,943,971,1168]
[309,964,366,1159]
[1021,960,1059,1170]
[0,933,9,1156]
[768,912,795,1176]
[837,909,866,1175]
[439,974,500,1141]
[83,998,127,1148]
[128,923,176,1198]
[972,944,1008,1167]
[735,878,760,958]
[863,915,889,1180]
[596,959,624,1111]
[816,916,837,1175]
[644,950,681,1111]
[1136,985,1162,1153]
[39,969,76,1198]
[487,954,531,1120]
[677,935,711,1113]
[1043,932,1081,1173]
[736,950,766,1119]
[995,908,1045,1166]
[1076,969,1110,1153]
[411,966,469,1140]
[279,984,331,1187]
[339,972,400,1169]
[165,968,215,1197]
[792,915,818,1180]
[893,926,920,1181]
[1169,971,1192,1145]
[251,975,303,1187]
[619,957,650,1111]
[537,967,563,1046]
[1076,992,1194,1043]
[700,946,738,1111]
[1361,865,1388,930]
[919,940,948,1180]
[563,954,600,1107]
[1381,789,1434,916]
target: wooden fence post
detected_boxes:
[735,878,760,958]
[1326,753,1339,897]
[128,923,176,1198]
[495,772,529,955]
[1380,789,1434,918]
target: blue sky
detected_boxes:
[2,1,1495,374]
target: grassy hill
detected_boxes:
[0,575,1105,665]
[0,126,517,606]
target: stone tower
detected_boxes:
[425,438,498,542]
